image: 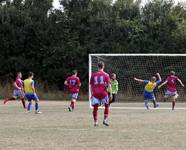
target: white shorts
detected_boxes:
[165,90,178,97]
[13,90,24,97]
[69,93,79,100]
[91,96,109,106]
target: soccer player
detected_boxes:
[109,73,118,105]
[24,72,42,114]
[134,73,162,110]
[158,71,184,110]
[90,61,112,126]
[64,70,81,112]
[4,72,26,111]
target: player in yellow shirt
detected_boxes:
[134,73,161,109]
[24,72,42,114]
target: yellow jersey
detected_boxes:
[24,79,34,94]
[144,80,160,92]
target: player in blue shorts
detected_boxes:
[134,73,162,109]
[24,72,42,114]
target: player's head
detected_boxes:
[97,61,105,70]
[28,72,34,79]
[111,73,116,80]
[72,70,78,76]
[170,70,176,76]
[150,76,157,82]
[17,72,22,78]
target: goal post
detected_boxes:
[89,54,186,108]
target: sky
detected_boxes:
[53,0,186,9]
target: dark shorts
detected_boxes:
[144,91,155,100]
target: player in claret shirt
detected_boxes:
[158,71,184,110]
[90,61,112,127]
[4,72,26,112]
[64,70,81,112]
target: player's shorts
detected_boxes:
[13,89,24,97]
[69,93,79,100]
[25,93,39,102]
[91,96,109,106]
[165,90,178,97]
[144,91,155,100]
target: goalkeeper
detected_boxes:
[109,73,119,105]
[134,73,161,109]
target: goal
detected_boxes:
[89,54,186,107]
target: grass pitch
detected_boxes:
[1,101,186,150]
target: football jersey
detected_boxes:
[15,77,23,90]
[144,80,161,92]
[166,75,178,92]
[66,75,81,93]
[90,70,110,99]
[24,79,35,94]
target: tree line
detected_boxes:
[0,0,185,92]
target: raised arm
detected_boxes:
[158,80,168,89]
[177,78,184,87]
[134,77,145,83]
[156,73,161,82]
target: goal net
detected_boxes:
[89,54,186,106]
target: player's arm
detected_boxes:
[31,81,36,95]
[134,77,144,83]
[177,78,184,87]
[107,83,112,100]
[156,73,162,82]
[14,82,21,90]
[78,78,81,87]
[116,81,119,93]
[64,79,68,86]
[158,80,168,89]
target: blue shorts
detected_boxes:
[25,94,39,102]
[13,90,24,97]
[165,90,178,97]
[144,91,155,100]
[91,96,109,106]
[69,93,79,100]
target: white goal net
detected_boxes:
[89,54,186,106]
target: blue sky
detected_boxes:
[53,0,186,9]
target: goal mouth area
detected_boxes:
[89,53,186,108]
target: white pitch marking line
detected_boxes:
[98,107,186,110]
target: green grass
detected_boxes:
[1,101,186,150]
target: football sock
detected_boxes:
[104,104,109,121]
[70,101,75,110]
[93,104,99,122]
[27,102,32,111]
[8,97,16,101]
[172,101,175,110]
[144,100,149,109]
[35,102,39,111]
[21,98,26,109]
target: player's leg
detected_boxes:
[151,93,158,108]
[17,90,26,111]
[91,96,100,126]
[33,94,42,114]
[69,93,78,111]
[144,93,150,109]
[103,96,110,126]
[109,93,116,105]
[171,92,178,110]
[4,90,18,104]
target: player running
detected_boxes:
[90,61,112,126]
[4,72,26,111]
[24,72,42,114]
[109,73,118,105]
[134,73,161,110]
[64,70,81,112]
[158,71,184,110]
